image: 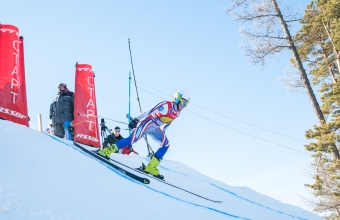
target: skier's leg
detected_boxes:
[144,127,169,178]
[149,127,170,160]
[154,139,169,160]
[98,117,155,157]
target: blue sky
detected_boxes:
[1,0,317,211]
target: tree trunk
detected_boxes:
[322,20,340,74]
[271,0,340,160]
[321,49,337,84]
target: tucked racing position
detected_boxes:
[98,90,190,179]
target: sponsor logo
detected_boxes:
[75,133,99,142]
[0,28,19,36]
[158,106,164,111]
[0,107,27,119]
[77,68,92,72]
[118,168,126,175]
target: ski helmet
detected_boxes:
[174,90,190,107]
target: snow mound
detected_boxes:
[0,120,321,219]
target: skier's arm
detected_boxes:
[135,109,150,121]
[136,101,167,121]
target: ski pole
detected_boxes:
[127,38,154,157]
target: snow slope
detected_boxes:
[0,120,321,220]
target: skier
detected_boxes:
[98,90,190,179]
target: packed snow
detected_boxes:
[0,120,322,219]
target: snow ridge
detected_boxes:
[159,166,308,220]
[46,134,250,219]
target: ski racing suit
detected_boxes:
[114,101,180,160]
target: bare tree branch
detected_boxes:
[285,19,303,22]
[277,68,304,92]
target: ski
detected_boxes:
[72,142,150,185]
[71,140,220,202]
[134,166,222,203]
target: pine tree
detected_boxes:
[226,0,340,159]
[293,0,340,217]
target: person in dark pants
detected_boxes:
[108,126,135,155]
[50,83,74,139]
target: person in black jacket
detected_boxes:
[106,126,134,154]
[111,126,123,142]
[50,83,74,139]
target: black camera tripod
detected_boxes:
[100,118,113,149]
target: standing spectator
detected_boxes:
[50,83,74,139]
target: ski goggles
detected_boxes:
[114,129,120,132]
[180,99,189,107]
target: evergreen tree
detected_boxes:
[293,0,340,217]
[228,0,340,216]
[226,0,340,159]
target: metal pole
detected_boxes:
[127,38,143,112]
[127,38,154,157]
[128,71,133,153]
[128,71,131,135]
[38,114,43,132]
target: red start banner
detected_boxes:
[74,63,100,148]
[0,24,29,126]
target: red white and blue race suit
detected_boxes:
[114,101,180,160]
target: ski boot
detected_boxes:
[139,156,164,180]
[98,144,118,159]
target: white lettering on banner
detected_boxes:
[87,77,93,86]
[86,109,94,118]
[77,68,92,72]
[0,107,27,119]
[0,28,19,36]
[13,40,19,51]
[87,120,94,130]
[88,87,94,97]
[86,99,94,108]
[10,92,18,103]
[11,78,18,89]
[13,52,19,63]
[10,40,20,103]
[85,75,96,131]
[75,133,99,142]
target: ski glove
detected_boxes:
[128,118,139,129]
